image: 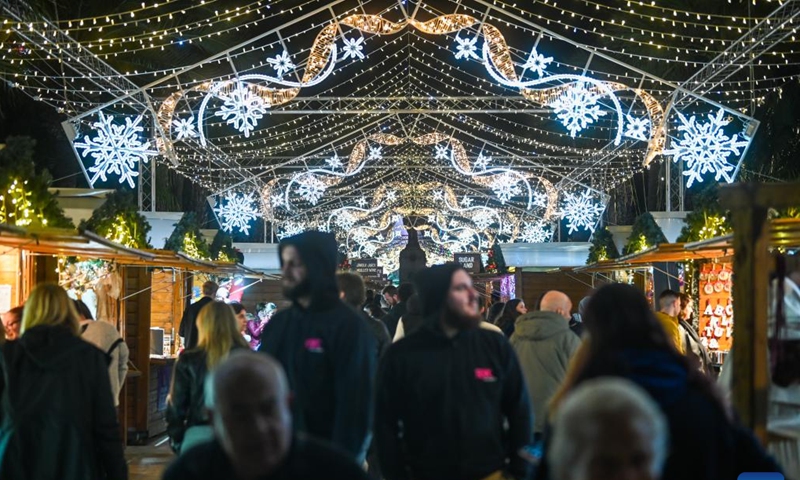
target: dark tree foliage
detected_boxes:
[79,189,152,248]
[587,226,619,264]
[623,212,667,255]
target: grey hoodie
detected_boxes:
[510,310,581,433]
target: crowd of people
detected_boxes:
[0,228,787,479]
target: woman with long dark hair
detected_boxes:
[167,301,248,454]
[541,283,779,480]
[494,298,527,338]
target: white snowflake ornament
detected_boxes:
[548,82,607,138]
[533,191,549,208]
[434,144,450,160]
[368,146,383,161]
[472,210,494,230]
[432,190,444,202]
[342,37,365,60]
[386,190,397,202]
[474,153,491,171]
[523,48,553,77]
[214,82,266,137]
[454,36,480,60]
[296,174,327,205]
[172,116,198,141]
[215,192,259,235]
[270,193,285,208]
[336,210,358,230]
[624,114,650,142]
[519,221,552,243]
[490,173,521,204]
[325,154,343,170]
[356,197,368,208]
[461,196,473,207]
[74,112,156,188]
[663,109,749,188]
[279,221,306,239]
[351,229,370,245]
[561,189,605,234]
[268,50,295,77]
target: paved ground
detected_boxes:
[127,437,174,480]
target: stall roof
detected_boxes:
[0,225,264,278]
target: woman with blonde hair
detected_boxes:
[0,283,126,479]
[167,300,247,454]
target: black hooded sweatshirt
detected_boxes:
[375,264,533,480]
[259,231,377,461]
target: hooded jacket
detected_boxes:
[510,310,581,433]
[80,319,129,407]
[0,325,127,480]
[259,231,376,461]
[375,263,533,480]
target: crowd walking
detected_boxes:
[0,229,788,480]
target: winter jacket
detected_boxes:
[382,301,407,338]
[538,348,781,480]
[376,323,533,480]
[510,311,581,434]
[362,311,391,359]
[179,296,213,349]
[166,346,245,452]
[259,231,376,461]
[80,319,129,407]
[162,433,370,480]
[0,325,127,480]
[679,319,714,377]
[655,311,686,354]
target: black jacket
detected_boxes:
[259,231,377,461]
[362,311,391,359]
[0,325,127,480]
[163,433,371,480]
[179,296,213,349]
[376,323,533,480]
[382,301,407,338]
[166,347,243,451]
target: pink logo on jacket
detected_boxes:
[474,368,496,382]
[304,338,324,353]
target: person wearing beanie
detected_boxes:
[258,231,377,462]
[375,263,533,480]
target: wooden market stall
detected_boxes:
[0,224,267,444]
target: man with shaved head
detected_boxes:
[162,351,369,480]
[510,290,581,442]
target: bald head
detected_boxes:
[540,291,573,320]
[207,351,293,479]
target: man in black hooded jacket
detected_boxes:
[375,263,533,480]
[259,231,377,462]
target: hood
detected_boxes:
[619,349,688,407]
[17,325,87,371]
[513,310,570,340]
[279,230,340,310]
[414,263,463,317]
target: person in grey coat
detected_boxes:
[510,290,581,440]
[75,299,129,407]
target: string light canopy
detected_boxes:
[3,0,775,266]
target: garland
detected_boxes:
[80,190,151,248]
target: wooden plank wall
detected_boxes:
[240,278,290,314]
[150,269,181,354]
[0,251,21,310]
[123,266,151,444]
[517,271,603,312]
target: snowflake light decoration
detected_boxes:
[461,196,473,207]
[325,154,343,170]
[215,192,258,235]
[548,82,607,138]
[172,116,197,141]
[386,190,397,202]
[454,36,480,60]
[296,174,327,205]
[474,153,491,171]
[351,229,370,245]
[434,144,450,160]
[663,109,750,188]
[490,173,522,204]
[268,50,295,77]
[214,82,266,137]
[74,112,156,188]
[432,190,444,202]
[561,189,606,234]
[363,243,378,257]
[270,193,285,208]
[356,197,368,208]
[342,37,365,60]
[368,219,378,227]
[472,210,494,230]
[533,191,549,208]
[279,221,306,239]
[519,221,552,243]
[368,145,383,161]
[523,48,553,77]
[624,114,650,142]
[336,210,358,230]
